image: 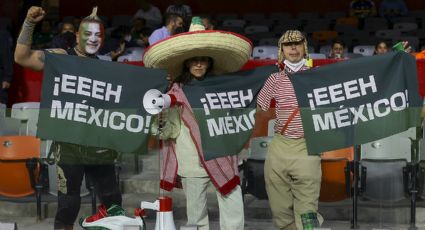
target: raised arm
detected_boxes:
[15,6,48,71]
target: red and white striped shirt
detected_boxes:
[257,66,310,138]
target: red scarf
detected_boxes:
[160,83,240,195]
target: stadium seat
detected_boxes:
[320,158,351,202]
[0,136,43,220]
[360,159,407,202]
[364,17,389,32]
[11,102,40,136]
[375,29,401,39]
[252,46,278,60]
[303,23,330,34]
[323,11,346,20]
[361,131,413,162]
[243,13,265,24]
[296,12,320,21]
[353,45,375,56]
[335,17,359,28]
[322,147,354,161]
[0,117,23,136]
[221,19,246,28]
[0,103,5,117]
[244,25,269,34]
[393,22,418,32]
[312,30,338,45]
[259,37,279,46]
[215,13,239,22]
[269,12,292,22]
[241,136,273,200]
[308,53,326,59]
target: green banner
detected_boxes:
[290,52,422,154]
[38,53,168,153]
[183,65,276,160]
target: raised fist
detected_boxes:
[26,6,46,24]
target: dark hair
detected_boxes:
[173,57,214,85]
[374,40,390,50]
[331,39,345,48]
[111,25,131,39]
[164,13,183,26]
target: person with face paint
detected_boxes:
[15,6,123,230]
[257,30,323,230]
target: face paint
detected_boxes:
[78,22,103,55]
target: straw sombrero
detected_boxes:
[143,17,253,78]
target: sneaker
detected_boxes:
[80,204,127,229]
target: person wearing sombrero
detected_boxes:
[257,30,324,230]
[144,17,252,230]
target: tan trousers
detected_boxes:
[264,134,323,230]
[181,177,244,230]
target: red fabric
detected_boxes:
[85,204,108,223]
[160,83,240,196]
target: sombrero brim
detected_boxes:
[143,30,253,78]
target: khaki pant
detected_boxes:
[264,134,323,230]
[181,177,244,230]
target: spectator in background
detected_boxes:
[99,25,132,61]
[0,30,13,104]
[166,0,192,27]
[148,13,184,45]
[133,0,162,30]
[379,0,408,22]
[33,19,54,49]
[201,16,215,30]
[349,0,377,18]
[328,39,347,59]
[374,40,390,55]
[50,22,76,49]
[131,17,151,47]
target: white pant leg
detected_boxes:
[216,185,245,230]
[182,177,210,230]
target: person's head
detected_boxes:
[76,7,105,55]
[330,39,346,59]
[164,13,184,34]
[61,22,75,34]
[132,17,146,31]
[201,16,215,30]
[374,40,390,55]
[174,56,213,84]
[278,30,308,64]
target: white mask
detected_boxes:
[284,58,307,72]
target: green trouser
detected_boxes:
[264,134,323,230]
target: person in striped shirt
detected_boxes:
[257,30,323,230]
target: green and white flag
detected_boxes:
[183,65,276,160]
[38,53,168,153]
[290,52,422,154]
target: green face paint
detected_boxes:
[78,22,103,55]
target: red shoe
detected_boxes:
[83,204,108,223]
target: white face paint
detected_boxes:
[78,22,103,55]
